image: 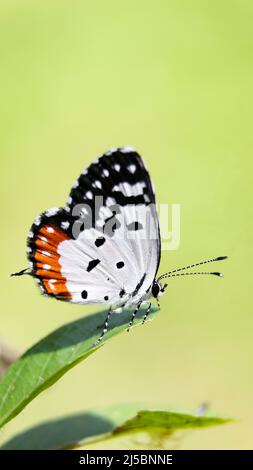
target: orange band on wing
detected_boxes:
[34,224,71,299]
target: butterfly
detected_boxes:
[12,147,227,345]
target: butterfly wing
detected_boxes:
[27,147,161,307]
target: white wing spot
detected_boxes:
[127,164,136,174]
[65,206,70,213]
[45,207,59,217]
[85,191,93,199]
[67,196,72,205]
[114,164,121,172]
[105,147,117,156]
[49,279,56,290]
[28,231,34,238]
[121,146,135,153]
[43,264,51,270]
[26,247,32,253]
[42,250,51,257]
[61,221,70,230]
[34,216,41,226]
[46,227,55,233]
[72,179,79,188]
[40,236,47,242]
[82,169,88,175]
[95,180,102,189]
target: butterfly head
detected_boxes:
[151,280,167,300]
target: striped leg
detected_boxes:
[156,283,167,309]
[10,268,31,277]
[94,307,112,346]
[142,302,152,324]
[127,302,142,332]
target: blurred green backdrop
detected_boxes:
[0,0,252,449]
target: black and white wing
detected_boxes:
[27,147,161,308]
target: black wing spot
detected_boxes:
[113,192,146,206]
[116,261,125,269]
[87,259,100,272]
[119,289,126,298]
[95,236,106,247]
[127,221,143,231]
[81,290,88,299]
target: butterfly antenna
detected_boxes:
[158,256,228,281]
[10,268,31,277]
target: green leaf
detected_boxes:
[0,306,157,429]
[0,406,231,450]
[112,409,231,436]
[0,404,143,450]
[0,411,115,450]
[75,408,232,450]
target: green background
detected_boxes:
[0,0,252,449]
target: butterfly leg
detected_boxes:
[127,301,142,332]
[94,307,112,346]
[156,283,167,309]
[142,301,152,325]
[10,268,31,277]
